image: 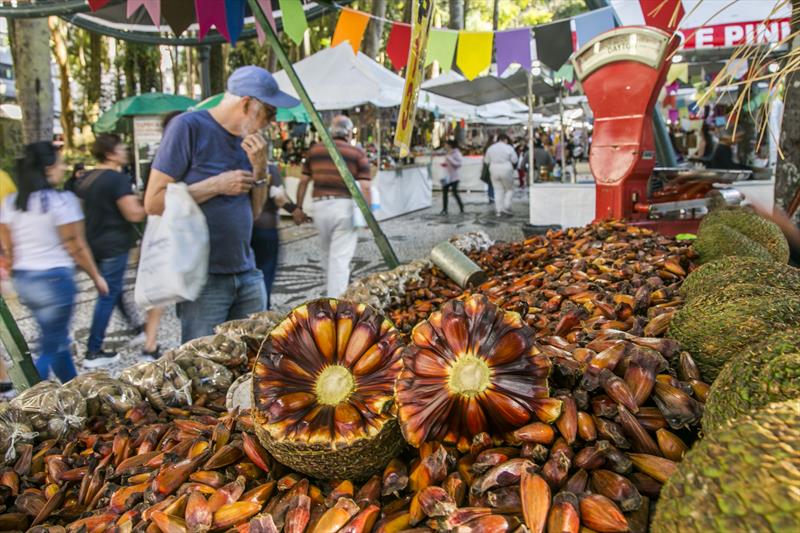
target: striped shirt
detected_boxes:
[302,139,371,198]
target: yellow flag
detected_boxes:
[666,63,688,84]
[456,32,493,80]
[394,0,435,157]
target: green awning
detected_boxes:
[94,92,197,133]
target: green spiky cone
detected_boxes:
[699,206,790,263]
[694,223,774,264]
[680,257,800,302]
[653,399,800,532]
[702,329,800,434]
[667,284,800,381]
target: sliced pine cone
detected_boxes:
[396,294,557,449]
[252,299,406,479]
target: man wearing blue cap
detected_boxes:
[145,66,300,342]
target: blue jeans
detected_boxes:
[177,269,266,343]
[87,252,134,353]
[12,268,78,382]
[251,227,279,310]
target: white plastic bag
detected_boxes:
[135,183,209,308]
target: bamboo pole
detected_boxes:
[0,296,39,391]
[247,0,400,269]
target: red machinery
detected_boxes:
[572,26,747,236]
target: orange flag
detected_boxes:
[332,8,371,53]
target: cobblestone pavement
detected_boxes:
[1,190,529,384]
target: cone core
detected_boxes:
[448,354,491,397]
[315,365,355,405]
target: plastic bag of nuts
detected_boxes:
[118,359,193,410]
[0,405,36,464]
[168,351,233,397]
[173,334,248,368]
[10,380,86,440]
[65,371,142,417]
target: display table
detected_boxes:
[529,178,776,228]
[283,164,432,222]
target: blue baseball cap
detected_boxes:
[227,66,300,109]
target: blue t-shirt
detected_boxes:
[152,110,254,274]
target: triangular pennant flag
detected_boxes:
[163,0,195,36]
[127,0,160,27]
[573,7,616,49]
[88,0,111,11]
[724,58,749,80]
[426,29,458,71]
[386,23,412,71]
[667,63,688,84]
[640,0,685,31]
[555,63,574,83]
[279,0,308,45]
[332,9,370,53]
[456,31,493,81]
[495,28,532,75]
[225,0,246,45]
[195,0,230,41]
[534,19,572,71]
[254,0,277,44]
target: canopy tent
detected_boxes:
[94,92,197,133]
[422,67,557,107]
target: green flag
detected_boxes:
[555,63,574,83]
[426,29,458,72]
[279,0,308,45]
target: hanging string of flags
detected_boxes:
[102,0,619,79]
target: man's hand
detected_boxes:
[214,170,255,196]
[242,133,268,174]
[292,208,310,225]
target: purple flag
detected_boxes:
[255,0,277,44]
[668,108,679,122]
[495,28,532,76]
[195,0,230,41]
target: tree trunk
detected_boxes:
[776,0,800,209]
[209,43,225,95]
[492,0,499,30]
[365,0,387,59]
[86,32,103,124]
[186,47,195,99]
[123,42,138,97]
[10,18,54,144]
[449,0,464,29]
[49,19,74,150]
[462,0,470,27]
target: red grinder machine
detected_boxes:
[572,26,747,236]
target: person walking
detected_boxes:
[484,134,518,217]
[0,142,108,382]
[77,134,147,367]
[145,66,298,342]
[251,163,309,309]
[295,115,371,297]
[440,139,465,215]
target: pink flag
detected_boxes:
[127,0,161,28]
[195,0,230,41]
[254,0,277,44]
[88,0,110,11]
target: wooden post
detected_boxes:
[246,0,400,269]
[0,296,39,391]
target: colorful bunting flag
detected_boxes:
[640,0,684,31]
[195,0,229,41]
[495,28,532,75]
[386,23,412,71]
[162,0,195,36]
[88,0,111,11]
[573,7,615,49]
[668,108,679,122]
[226,0,246,45]
[667,63,689,84]
[126,0,160,27]
[456,32,493,80]
[332,8,371,53]
[555,63,574,83]
[724,58,749,80]
[254,0,277,44]
[425,29,458,71]
[534,19,572,71]
[279,0,308,45]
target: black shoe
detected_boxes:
[141,345,161,362]
[0,382,13,393]
[439,210,448,215]
[83,350,120,368]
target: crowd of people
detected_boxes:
[0,66,384,385]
